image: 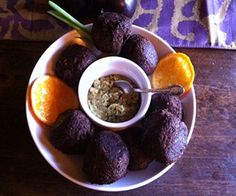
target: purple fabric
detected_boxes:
[140,0,158,10]
[182,1,195,18]
[0,0,235,49]
[133,13,153,28]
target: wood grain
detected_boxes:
[0,41,236,195]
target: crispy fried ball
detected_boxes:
[50,109,94,154]
[147,93,183,120]
[121,127,152,170]
[83,131,129,184]
[55,44,96,91]
[142,110,188,164]
[91,12,131,53]
[120,34,158,75]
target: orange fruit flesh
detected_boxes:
[151,52,195,94]
[30,75,79,125]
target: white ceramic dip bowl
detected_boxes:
[78,56,152,131]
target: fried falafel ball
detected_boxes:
[50,109,94,154]
[83,131,129,184]
[55,44,96,91]
[147,93,183,120]
[91,12,132,53]
[120,34,158,75]
[142,110,188,164]
[120,127,152,170]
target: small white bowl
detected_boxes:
[78,56,152,131]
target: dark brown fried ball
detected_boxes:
[120,127,152,170]
[55,44,96,91]
[83,131,129,184]
[120,34,158,75]
[147,93,183,120]
[142,110,188,164]
[50,109,94,154]
[91,12,131,53]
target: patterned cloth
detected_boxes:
[0,0,235,49]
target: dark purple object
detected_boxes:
[96,0,137,18]
[91,12,131,53]
[83,131,129,184]
[120,34,158,75]
[142,110,188,164]
[50,109,94,154]
[55,44,96,91]
[146,93,183,120]
[120,127,153,170]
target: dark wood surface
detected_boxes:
[0,40,236,195]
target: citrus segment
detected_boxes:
[151,52,195,94]
[30,75,79,125]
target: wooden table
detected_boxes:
[0,40,235,195]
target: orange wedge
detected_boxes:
[30,75,79,125]
[151,52,195,94]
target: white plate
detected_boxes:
[25,25,196,192]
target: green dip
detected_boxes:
[88,74,140,122]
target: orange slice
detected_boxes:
[30,75,79,125]
[151,52,195,94]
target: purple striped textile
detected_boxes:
[0,0,235,49]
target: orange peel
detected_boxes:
[151,52,195,95]
[30,75,79,125]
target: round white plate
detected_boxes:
[25,25,196,192]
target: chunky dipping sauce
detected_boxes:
[88,74,140,122]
